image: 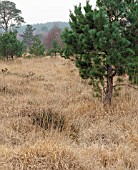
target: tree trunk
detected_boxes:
[5,24,8,32]
[104,65,116,106]
[104,75,113,106]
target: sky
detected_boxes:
[11,0,96,24]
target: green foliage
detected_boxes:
[52,38,60,53]
[0,1,25,32]
[60,45,74,59]
[0,32,23,58]
[24,55,32,59]
[62,0,137,104]
[50,38,60,56]
[114,87,121,97]
[29,36,45,56]
[127,56,138,85]
[96,0,138,86]
[20,25,36,52]
[117,77,124,83]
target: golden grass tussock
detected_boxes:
[0,56,138,169]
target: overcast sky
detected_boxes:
[11,0,96,24]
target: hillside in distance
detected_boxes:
[0,21,70,35]
[17,21,70,34]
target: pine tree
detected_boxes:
[62,0,137,105]
[20,24,36,52]
[0,32,23,59]
[0,1,25,32]
[50,38,60,56]
[124,0,138,84]
[29,36,45,56]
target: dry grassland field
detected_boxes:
[0,56,137,170]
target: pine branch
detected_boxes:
[113,83,138,90]
[109,70,116,78]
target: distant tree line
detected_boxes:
[0,1,65,58]
[16,22,70,34]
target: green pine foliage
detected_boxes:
[48,38,60,57]
[20,25,36,52]
[62,0,137,105]
[29,36,45,56]
[0,32,23,59]
[127,56,138,85]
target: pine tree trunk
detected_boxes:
[104,65,115,106]
[5,22,8,32]
[104,75,113,106]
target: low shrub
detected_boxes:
[29,108,65,131]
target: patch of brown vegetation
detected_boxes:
[0,56,137,169]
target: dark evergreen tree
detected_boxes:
[29,36,45,56]
[124,0,138,84]
[0,32,23,59]
[50,38,60,56]
[97,0,138,85]
[62,0,137,105]
[0,1,25,32]
[20,24,36,52]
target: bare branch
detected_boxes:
[113,83,138,90]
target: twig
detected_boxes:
[113,83,138,90]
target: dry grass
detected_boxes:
[0,56,137,170]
